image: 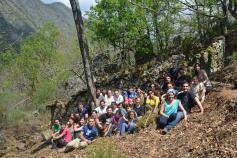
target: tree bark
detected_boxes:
[69,0,97,108]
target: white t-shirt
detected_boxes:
[190,82,205,98]
[94,106,107,117]
[113,95,124,104]
[105,95,115,106]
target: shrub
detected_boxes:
[232,51,237,61]
[87,138,122,158]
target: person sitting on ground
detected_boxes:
[51,119,61,137]
[68,117,75,137]
[169,62,180,82]
[96,89,104,106]
[140,77,151,92]
[64,118,98,152]
[126,104,134,112]
[51,122,72,149]
[151,83,162,97]
[91,110,103,130]
[194,63,209,84]
[76,102,88,118]
[146,90,160,112]
[99,106,114,136]
[105,90,115,106]
[133,98,146,118]
[101,89,108,98]
[110,101,117,112]
[120,110,138,137]
[161,83,178,103]
[79,118,98,144]
[177,82,204,114]
[110,110,123,135]
[113,102,127,116]
[94,100,107,117]
[136,87,145,105]
[175,67,191,90]
[190,76,206,103]
[123,87,137,105]
[161,75,172,93]
[73,117,85,139]
[158,89,187,134]
[194,63,212,93]
[113,90,124,105]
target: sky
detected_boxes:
[41,0,96,14]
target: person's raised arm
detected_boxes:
[194,97,204,114]
[178,101,187,121]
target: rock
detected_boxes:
[16,142,26,151]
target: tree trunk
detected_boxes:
[69,0,97,108]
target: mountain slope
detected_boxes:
[0,0,76,52]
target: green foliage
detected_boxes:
[232,52,237,61]
[87,138,123,158]
[87,0,183,63]
[6,108,28,123]
[136,111,157,129]
[0,23,80,125]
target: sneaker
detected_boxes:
[161,128,168,135]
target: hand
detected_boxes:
[86,140,92,144]
[184,115,188,121]
[200,109,204,115]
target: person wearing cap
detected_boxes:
[158,89,187,134]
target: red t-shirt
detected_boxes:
[61,127,72,143]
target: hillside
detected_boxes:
[0,61,236,158]
[0,0,76,52]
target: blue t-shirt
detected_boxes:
[177,91,196,113]
[123,90,137,99]
[82,124,98,141]
[164,99,179,116]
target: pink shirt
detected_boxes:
[61,128,72,143]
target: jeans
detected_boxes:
[52,138,68,148]
[120,122,136,136]
[158,112,184,131]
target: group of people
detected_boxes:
[45,63,211,152]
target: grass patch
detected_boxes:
[85,138,123,158]
[137,111,157,129]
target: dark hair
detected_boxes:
[100,100,105,104]
[92,110,97,113]
[115,110,122,115]
[194,63,201,69]
[182,82,189,86]
[106,106,112,110]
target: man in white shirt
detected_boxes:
[190,76,206,103]
[94,100,107,117]
[113,90,124,104]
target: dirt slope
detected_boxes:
[116,83,237,158]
